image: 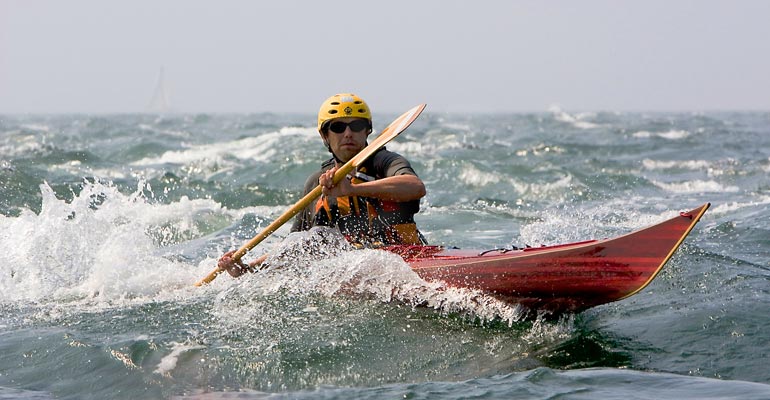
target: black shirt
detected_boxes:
[290,147,420,233]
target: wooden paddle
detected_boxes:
[194,103,427,286]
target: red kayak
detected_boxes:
[384,203,710,314]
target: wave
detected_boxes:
[0,180,535,327]
[642,159,712,170]
[0,133,47,157]
[709,196,770,215]
[0,181,229,306]
[548,105,600,129]
[173,368,770,400]
[131,126,317,168]
[632,130,690,139]
[652,179,739,194]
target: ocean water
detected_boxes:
[1,108,769,399]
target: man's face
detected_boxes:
[323,117,371,162]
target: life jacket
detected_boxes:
[312,160,425,246]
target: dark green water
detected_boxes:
[1,110,769,399]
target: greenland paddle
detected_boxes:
[194,103,427,286]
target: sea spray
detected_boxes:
[212,227,531,328]
[0,180,224,306]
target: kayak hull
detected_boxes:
[385,204,710,314]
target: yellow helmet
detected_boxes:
[317,93,372,132]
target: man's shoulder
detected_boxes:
[369,147,416,177]
[371,147,407,163]
[302,159,335,192]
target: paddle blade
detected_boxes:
[351,103,426,167]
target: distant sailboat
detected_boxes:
[147,67,171,113]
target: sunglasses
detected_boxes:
[327,119,370,134]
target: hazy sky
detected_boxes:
[1,0,769,113]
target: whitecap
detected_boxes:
[548,105,599,129]
[710,196,770,215]
[512,174,575,198]
[20,123,50,132]
[386,140,423,155]
[154,342,206,375]
[0,134,45,156]
[652,179,739,194]
[633,130,690,139]
[458,165,501,186]
[658,130,690,139]
[131,127,316,167]
[642,159,711,170]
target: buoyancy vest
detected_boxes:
[312,159,425,246]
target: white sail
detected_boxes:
[147,67,171,113]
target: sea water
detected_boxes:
[1,109,769,399]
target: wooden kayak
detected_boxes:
[384,203,710,314]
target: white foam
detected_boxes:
[518,199,679,247]
[48,162,130,180]
[458,165,501,186]
[154,342,206,375]
[138,124,190,138]
[632,130,690,139]
[710,196,770,215]
[652,179,739,194]
[20,123,51,132]
[415,130,476,156]
[515,143,566,157]
[386,141,423,155]
[0,134,45,156]
[548,105,599,129]
[0,180,234,307]
[642,159,711,170]
[131,127,316,167]
[512,174,575,198]
[657,130,690,140]
[213,228,528,327]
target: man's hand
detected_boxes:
[319,165,353,198]
[319,165,426,202]
[218,250,249,277]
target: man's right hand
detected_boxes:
[320,165,354,198]
[218,250,249,277]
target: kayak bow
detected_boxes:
[385,203,710,314]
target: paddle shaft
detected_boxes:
[194,103,426,286]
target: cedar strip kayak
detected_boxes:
[384,203,710,314]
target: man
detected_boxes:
[219,93,426,277]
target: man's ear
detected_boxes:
[320,133,332,152]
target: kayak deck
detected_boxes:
[384,203,710,314]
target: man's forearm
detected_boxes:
[349,174,426,202]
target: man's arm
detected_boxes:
[319,167,426,202]
[218,251,269,277]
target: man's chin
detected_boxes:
[338,147,362,159]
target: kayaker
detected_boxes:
[219,93,427,277]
